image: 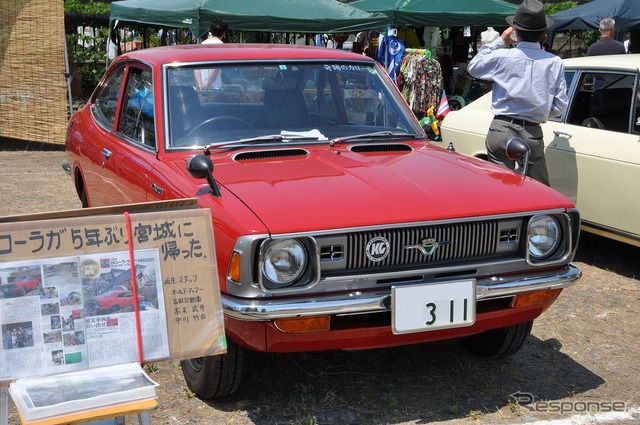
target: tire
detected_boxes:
[180,338,245,399]
[80,186,89,209]
[460,320,533,358]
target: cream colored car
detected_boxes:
[439,54,640,247]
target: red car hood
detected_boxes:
[184,142,574,234]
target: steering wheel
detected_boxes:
[581,117,605,129]
[188,116,252,136]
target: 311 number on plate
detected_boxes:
[391,280,476,334]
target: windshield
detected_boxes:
[165,61,424,149]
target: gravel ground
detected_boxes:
[1,143,639,425]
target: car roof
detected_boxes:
[116,43,375,66]
[563,53,640,71]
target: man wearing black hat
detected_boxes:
[466,0,567,186]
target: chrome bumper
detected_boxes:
[222,264,581,321]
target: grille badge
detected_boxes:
[404,238,450,256]
[366,236,390,262]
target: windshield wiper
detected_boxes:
[205,130,327,151]
[329,131,419,146]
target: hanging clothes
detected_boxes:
[398,48,443,116]
[356,30,381,60]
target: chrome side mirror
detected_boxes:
[505,137,530,176]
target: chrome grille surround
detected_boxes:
[225,209,577,298]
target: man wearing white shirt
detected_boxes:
[195,18,227,91]
[467,0,567,186]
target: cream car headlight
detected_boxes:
[527,215,561,260]
[261,239,307,287]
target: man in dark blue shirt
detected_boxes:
[587,18,626,56]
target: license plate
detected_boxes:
[391,280,476,334]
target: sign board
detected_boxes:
[0,200,225,382]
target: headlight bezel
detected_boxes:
[259,237,319,291]
[525,213,574,265]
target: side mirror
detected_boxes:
[505,137,530,176]
[187,154,221,197]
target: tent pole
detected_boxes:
[63,32,74,118]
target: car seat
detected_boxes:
[253,76,311,129]
[588,88,632,132]
[168,86,207,142]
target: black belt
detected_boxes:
[494,115,540,127]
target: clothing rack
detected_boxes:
[403,48,432,60]
[398,48,442,117]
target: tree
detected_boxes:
[65,0,111,94]
[546,1,599,57]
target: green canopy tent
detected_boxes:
[109,0,389,40]
[349,0,518,28]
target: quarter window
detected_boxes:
[564,70,576,91]
[93,65,124,129]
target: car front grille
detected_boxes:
[318,219,522,273]
[348,221,499,269]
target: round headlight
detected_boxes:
[528,215,561,260]
[262,239,307,287]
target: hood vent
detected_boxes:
[350,144,413,154]
[234,148,309,161]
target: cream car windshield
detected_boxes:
[165,62,423,149]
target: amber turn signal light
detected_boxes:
[274,316,331,333]
[227,252,241,282]
[513,289,561,308]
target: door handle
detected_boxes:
[553,130,572,139]
[101,148,112,168]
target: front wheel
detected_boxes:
[180,338,245,399]
[79,184,89,208]
[460,320,533,358]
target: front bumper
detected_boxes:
[222,264,581,321]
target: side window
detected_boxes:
[566,72,634,133]
[120,67,155,148]
[94,65,124,129]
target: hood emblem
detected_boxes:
[366,236,390,262]
[404,238,449,256]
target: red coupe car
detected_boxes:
[65,44,581,398]
[1,275,41,297]
[94,287,144,313]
